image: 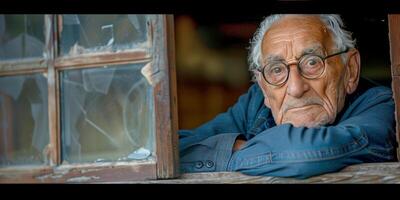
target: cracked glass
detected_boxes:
[0,73,49,166]
[59,14,149,56]
[60,63,155,164]
[0,14,45,61]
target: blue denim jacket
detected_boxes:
[179,78,397,179]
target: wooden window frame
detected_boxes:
[388,14,400,161]
[0,14,179,183]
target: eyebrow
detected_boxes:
[296,45,324,59]
[262,44,325,66]
[263,54,285,64]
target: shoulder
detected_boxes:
[247,83,264,99]
[240,83,273,131]
[228,83,269,132]
[356,85,393,103]
[235,83,264,108]
[348,77,393,105]
[365,86,392,97]
[242,83,266,113]
[340,84,394,121]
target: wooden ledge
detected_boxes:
[117,162,400,183]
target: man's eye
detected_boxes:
[307,59,317,66]
[270,66,283,74]
[302,56,323,70]
[305,57,321,67]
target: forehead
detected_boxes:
[261,16,333,57]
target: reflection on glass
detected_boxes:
[61,63,155,163]
[0,15,45,61]
[60,15,149,56]
[0,74,49,167]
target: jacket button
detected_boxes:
[205,160,214,168]
[195,161,204,169]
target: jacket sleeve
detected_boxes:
[227,87,397,179]
[178,84,263,173]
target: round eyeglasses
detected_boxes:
[257,48,349,86]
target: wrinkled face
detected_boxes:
[257,15,357,128]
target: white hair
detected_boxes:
[248,14,356,81]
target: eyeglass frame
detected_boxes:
[257,48,349,86]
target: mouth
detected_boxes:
[284,104,321,113]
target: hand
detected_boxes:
[233,139,246,152]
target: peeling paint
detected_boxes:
[79,168,102,174]
[66,176,100,183]
[141,62,163,86]
[62,43,149,58]
[35,167,70,182]
[36,173,64,181]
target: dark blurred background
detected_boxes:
[174,14,392,130]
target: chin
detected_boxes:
[280,107,333,128]
[283,115,331,128]
[295,121,324,128]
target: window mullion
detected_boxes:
[45,14,61,166]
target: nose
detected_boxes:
[286,65,310,98]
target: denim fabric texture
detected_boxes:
[179,78,397,178]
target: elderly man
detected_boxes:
[179,14,397,179]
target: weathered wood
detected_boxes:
[0,166,54,183]
[45,15,60,166]
[154,15,180,179]
[0,161,157,183]
[0,68,47,77]
[54,50,151,69]
[54,58,152,71]
[121,162,400,184]
[166,14,180,179]
[389,15,400,76]
[392,76,400,160]
[0,59,47,73]
[46,64,60,165]
[388,14,400,160]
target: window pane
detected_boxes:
[60,63,155,164]
[59,15,149,56]
[0,15,45,61]
[0,73,49,166]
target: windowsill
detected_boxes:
[118,162,400,183]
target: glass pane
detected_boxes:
[59,15,149,56]
[61,63,155,164]
[0,15,45,61]
[0,73,49,167]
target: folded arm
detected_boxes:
[228,88,396,178]
[179,86,396,178]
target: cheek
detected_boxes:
[262,85,281,107]
[319,64,347,118]
[260,85,287,122]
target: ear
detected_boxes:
[344,48,361,94]
[255,71,272,108]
